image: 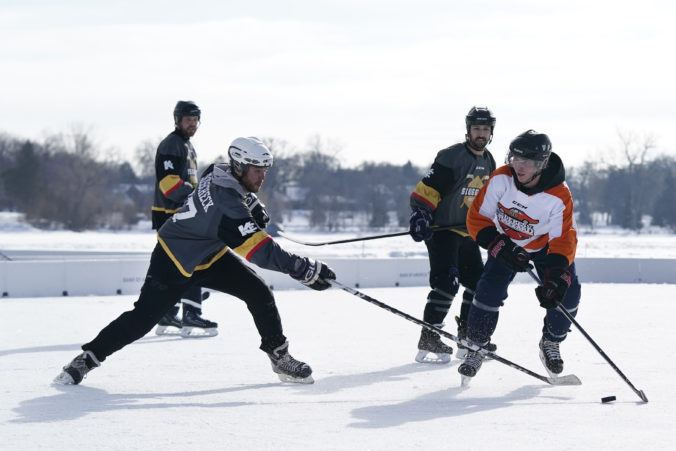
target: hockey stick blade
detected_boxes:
[527,268,647,401]
[278,225,464,246]
[484,350,581,386]
[331,280,581,387]
[545,374,583,386]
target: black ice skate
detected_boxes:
[415,327,453,364]
[539,337,564,377]
[181,310,218,338]
[53,350,100,385]
[458,349,484,387]
[455,316,497,360]
[155,312,183,336]
[266,341,314,384]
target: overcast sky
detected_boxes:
[1,0,674,170]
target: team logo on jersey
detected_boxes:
[163,160,174,170]
[496,202,539,240]
[238,221,258,236]
[460,175,489,209]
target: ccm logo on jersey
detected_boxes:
[164,160,174,170]
[238,221,258,236]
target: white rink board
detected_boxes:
[1,256,676,298]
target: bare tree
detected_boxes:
[134,139,161,180]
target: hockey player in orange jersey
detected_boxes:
[458,130,582,385]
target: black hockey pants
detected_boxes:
[83,244,286,361]
[423,230,484,326]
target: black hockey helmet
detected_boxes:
[173,100,201,125]
[465,106,496,143]
[465,106,496,131]
[507,130,552,171]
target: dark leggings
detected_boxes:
[83,246,285,361]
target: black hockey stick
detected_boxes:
[278,224,464,246]
[527,268,648,402]
[331,280,581,386]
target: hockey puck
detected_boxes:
[601,396,616,403]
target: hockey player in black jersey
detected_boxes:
[409,107,497,363]
[153,100,217,337]
[55,137,336,385]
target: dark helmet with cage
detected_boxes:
[465,106,496,142]
[173,100,201,126]
[507,129,552,173]
[228,137,274,177]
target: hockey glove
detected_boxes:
[535,267,572,309]
[290,257,336,291]
[487,234,531,272]
[409,209,433,242]
[245,193,270,229]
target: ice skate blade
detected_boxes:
[181,327,218,338]
[155,325,182,336]
[53,371,76,385]
[460,375,473,387]
[415,350,451,364]
[276,373,314,384]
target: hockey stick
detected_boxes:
[331,280,581,386]
[278,224,464,246]
[527,268,648,402]
[0,251,11,261]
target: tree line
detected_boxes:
[1,130,675,232]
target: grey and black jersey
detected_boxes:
[410,143,496,234]
[158,164,298,278]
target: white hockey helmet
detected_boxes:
[228,137,273,176]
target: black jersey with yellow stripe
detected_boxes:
[157,164,298,278]
[152,130,198,229]
[410,143,496,234]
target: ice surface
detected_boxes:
[2,284,674,450]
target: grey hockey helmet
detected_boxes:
[228,137,273,176]
[173,100,201,125]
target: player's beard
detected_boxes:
[241,175,262,193]
[178,123,197,138]
[469,136,487,151]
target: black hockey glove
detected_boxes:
[409,209,433,242]
[245,193,270,229]
[290,257,336,291]
[487,234,531,272]
[535,267,572,309]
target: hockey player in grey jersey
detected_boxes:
[55,137,336,385]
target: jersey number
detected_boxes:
[172,197,198,222]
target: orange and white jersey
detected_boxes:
[467,163,577,266]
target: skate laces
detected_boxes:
[464,350,484,369]
[541,339,561,360]
[276,353,306,372]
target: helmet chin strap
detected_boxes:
[520,171,541,186]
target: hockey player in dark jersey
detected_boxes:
[409,107,497,363]
[55,137,336,385]
[152,100,217,337]
[458,130,581,385]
